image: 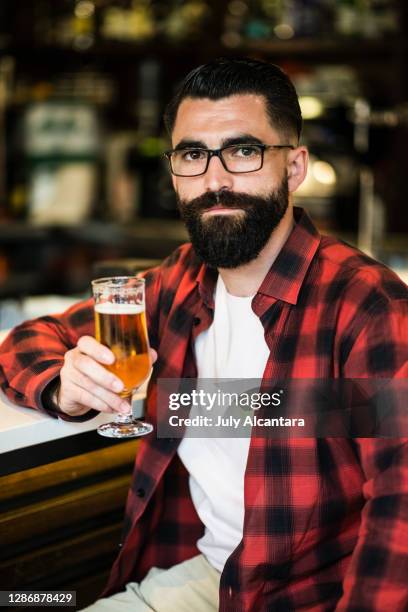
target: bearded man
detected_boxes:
[1,58,407,611]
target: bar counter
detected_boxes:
[0,391,140,609]
[0,390,123,467]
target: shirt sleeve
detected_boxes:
[0,298,95,417]
[335,298,408,610]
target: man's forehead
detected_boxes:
[174,93,267,122]
[172,94,277,145]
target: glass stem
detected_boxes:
[115,395,133,423]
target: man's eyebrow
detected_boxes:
[173,134,264,151]
[221,134,264,147]
[174,139,206,150]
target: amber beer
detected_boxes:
[94,302,150,396]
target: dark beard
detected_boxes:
[177,177,289,268]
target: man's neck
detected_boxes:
[218,205,295,297]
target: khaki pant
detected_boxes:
[81,554,220,612]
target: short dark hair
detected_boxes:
[163,57,302,142]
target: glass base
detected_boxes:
[97,418,153,438]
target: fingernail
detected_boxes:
[113,380,123,392]
[102,351,114,363]
[120,402,131,414]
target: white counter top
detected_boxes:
[0,390,114,454]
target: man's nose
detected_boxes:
[202,154,234,192]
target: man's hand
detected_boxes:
[55,335,157,417]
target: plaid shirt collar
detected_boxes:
[195,206,321,308]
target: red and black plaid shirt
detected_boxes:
[1,207,407,611]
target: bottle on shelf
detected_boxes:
[222,0,337,45]
[335,0,397,39]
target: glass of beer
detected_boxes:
[92,276,153,438]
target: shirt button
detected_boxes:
[136,487,145,497]
[228,586,233,598]
[193,317,201,326]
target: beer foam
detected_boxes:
[95,303,144,315]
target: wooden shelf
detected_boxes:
[3,37,398,65]
[0,219,187,245]
[243,37,395,60]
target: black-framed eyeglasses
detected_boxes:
[164,143,295,177]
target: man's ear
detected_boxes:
[287,146,308,193]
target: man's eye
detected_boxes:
[230,146,260,158]
[182,149,206,161]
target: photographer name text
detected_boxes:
[168,415,305,428]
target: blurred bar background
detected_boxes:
[0,0,407,325]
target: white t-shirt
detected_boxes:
[177,275,270,571]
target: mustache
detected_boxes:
[179,190,266,213]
